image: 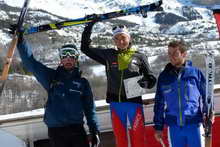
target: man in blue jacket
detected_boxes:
[153,40,209,147]
[11,27,100,147]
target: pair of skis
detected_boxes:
[24,0,162,34]
[0,0,163,96]
[204,52,215,147]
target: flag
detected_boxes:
[213,9,220,38]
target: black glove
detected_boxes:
[147,74,156,89]
[81,14,99,50]
[85,14,100,32]
[137,77,148,88]
[88,133,100,147]
[138,75,156,89]
[9,24,24,43]
[86,14,100,23]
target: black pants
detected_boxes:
[48,124,89,147]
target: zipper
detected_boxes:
[118,70,124,102]
[184,81,189,102]
[177,73,183,126]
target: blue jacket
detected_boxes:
[17,40,99,133]
[153,61,207,131]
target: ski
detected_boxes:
[24,0,162,34]
[0,0,31,96]
[204,52,215,147]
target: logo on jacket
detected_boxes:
[111,62,118,68]
[72,81,81,88]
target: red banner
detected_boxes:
[213,9,220,38]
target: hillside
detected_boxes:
[0,0,219,114]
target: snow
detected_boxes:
[4,0,145,19]
[0,91,157,122]
[0,84,220,122]
[0,30,11,45]
[118,15,145,25]
[90,65,106,76]
[8,73,37,81]
[148,56,158,64]
[176,0,220,9]
[1,0,185,22]
[0,10,9,20]
[1,0,219,42]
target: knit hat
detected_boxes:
[112,25,130,39]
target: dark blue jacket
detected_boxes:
[17,40,99,133]
[153,61,207,131]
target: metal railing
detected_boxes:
[0,84,219,126]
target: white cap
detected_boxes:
[112,25,130,39]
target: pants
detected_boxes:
[110,102,145,147]
[168,123,204,147]
[48,124,89,147]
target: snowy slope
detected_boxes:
[3,0,158,18]
[1,0,218,37]
[0,0,219,61]
[0,0,220,114]
[0,0,219,72]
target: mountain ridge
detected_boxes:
[0,0,219,114]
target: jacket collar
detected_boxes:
[165,60,193,76]
[56,66,81,79]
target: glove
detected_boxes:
[88,133,100,147]
[9,24,24,43]
[86,14,100,23]
[137,77,148,88]
[82,14,99,50]
[146,74,156,89]
[138,75,156,89]
[85,14,100,31]
[203,112,215,127]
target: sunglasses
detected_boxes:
[60,48,79,59]
[112,25,126,31]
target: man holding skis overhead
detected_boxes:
[153,40,214,147]
[9,26,100,147]
[81,21,156,147]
